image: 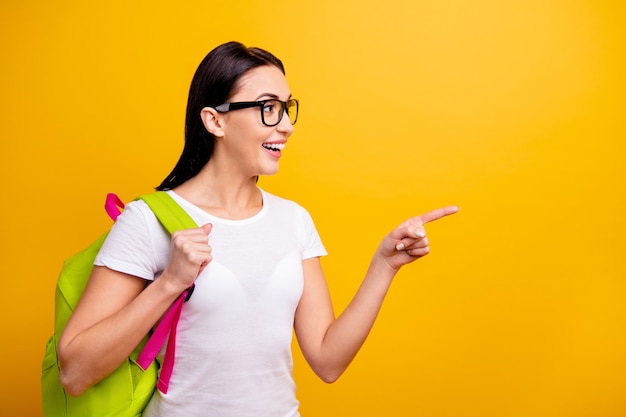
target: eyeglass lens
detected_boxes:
[262,99,298,126]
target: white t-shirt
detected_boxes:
[94,189,327,417]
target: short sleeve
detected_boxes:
[94,200,171,280]
[296,205,327,260]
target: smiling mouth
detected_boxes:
[262,143,285,151]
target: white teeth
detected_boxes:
[262,143,285,151]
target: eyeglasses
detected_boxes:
[214,98,299,127]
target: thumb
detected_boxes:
[201,223,213,236]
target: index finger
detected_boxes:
[418,206,460,225]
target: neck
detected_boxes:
[173,163,263,220]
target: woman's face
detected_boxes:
[217,65,295,177]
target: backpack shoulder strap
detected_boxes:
[138,191,198,232]
[134,191,200,394]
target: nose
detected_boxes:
[276,113,294,135]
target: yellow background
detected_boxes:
[1,1,625,415]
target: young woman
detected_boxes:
[57,41,458,416]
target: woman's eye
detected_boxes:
[263,104,276,113]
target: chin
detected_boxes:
[260,163,280,176]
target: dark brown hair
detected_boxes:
[157,41,285,190]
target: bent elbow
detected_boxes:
[59,368,89,397]
[58,350,90,397]
[320,373,340,384]
[315,366,345,384]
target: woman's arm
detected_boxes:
[294,206,458,383]
[58,223,213,396]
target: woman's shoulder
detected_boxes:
[120,198,156,219]
[95,197,170,280]
[110,198,162,234]
[260,189,317,227]
[261,189,308,212]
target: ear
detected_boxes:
[200,107,225,138]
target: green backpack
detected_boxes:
[41,191,197,417]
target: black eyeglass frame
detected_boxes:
[213,99,299,127]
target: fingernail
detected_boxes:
[415,230,426,238]
[396,243,405,251]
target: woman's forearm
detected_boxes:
[58,270,182,396]
[304,255,397,382]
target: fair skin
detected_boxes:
[58,65,458,395]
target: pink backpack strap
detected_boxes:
[107,192,199,394]
[104,193,125,221]
[136,284,195,394]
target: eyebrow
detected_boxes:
[254,93,292,101]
